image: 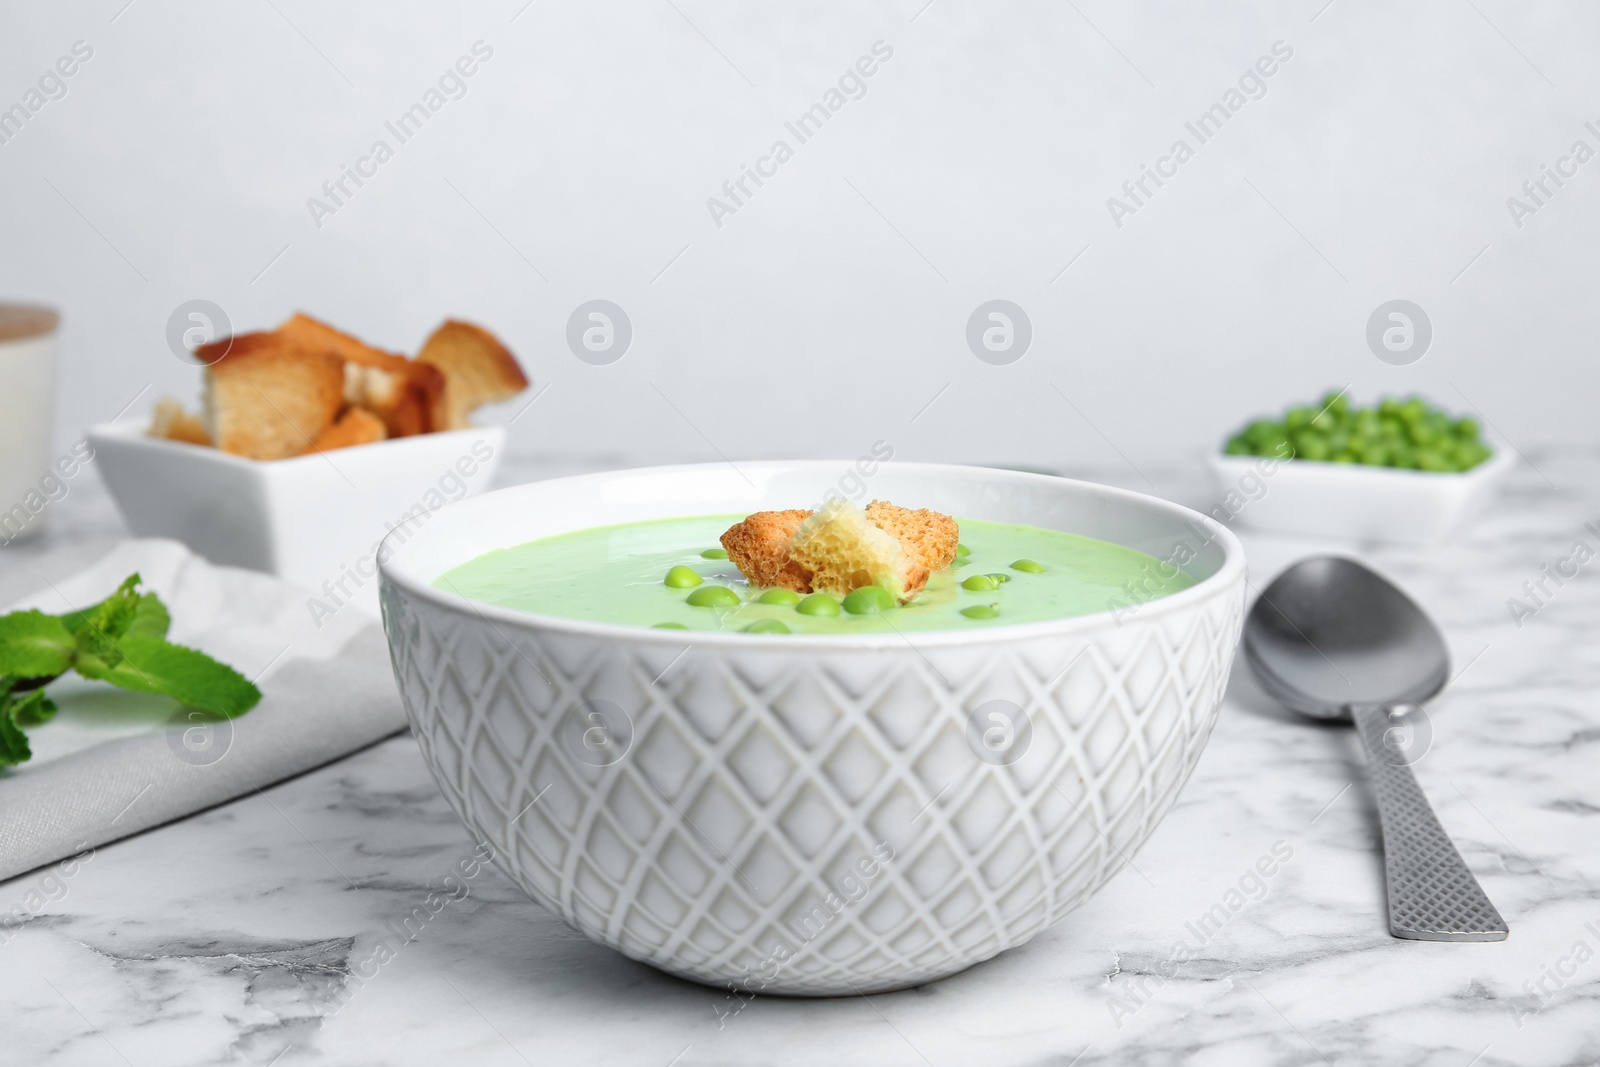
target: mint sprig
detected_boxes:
[0,574,262,768]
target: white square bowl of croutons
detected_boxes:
[88,313,527,619]
[89,420,505,620]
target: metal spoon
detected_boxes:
[1244,556,1508,942]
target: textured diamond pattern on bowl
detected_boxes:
[383,580,1243,995]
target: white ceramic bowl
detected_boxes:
[88,420,502,616]
[378,462,1247,995]
[1205,441,1514,545]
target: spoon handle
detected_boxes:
[1350,704,1509,942]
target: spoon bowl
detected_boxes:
[1245,557,1450,719]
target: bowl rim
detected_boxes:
[86,419,505,472]
[377,460,1247,650]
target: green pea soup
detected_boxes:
[434,514,1195,634]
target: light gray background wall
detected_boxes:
[2,1,1595,474]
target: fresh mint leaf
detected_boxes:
[63,580,169,642]
[127,593,171,640]
[0,610,75,679]
[75,634,261,718]
[0,693,32,767]
[59,603,99,634]
[11,689,56,727]
[73,574,143,665]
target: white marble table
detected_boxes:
[3,450,1597,1067]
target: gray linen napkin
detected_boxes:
[0,539,408,883]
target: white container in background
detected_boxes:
[0,304,60,544]
[88,421,504,618]
[1206,440,1515,545]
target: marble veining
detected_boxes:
[2,452,1597,1066]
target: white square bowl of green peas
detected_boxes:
[1206,394,1514,545]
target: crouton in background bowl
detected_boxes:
[90,314,528,617]
[377,461,1247,996]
